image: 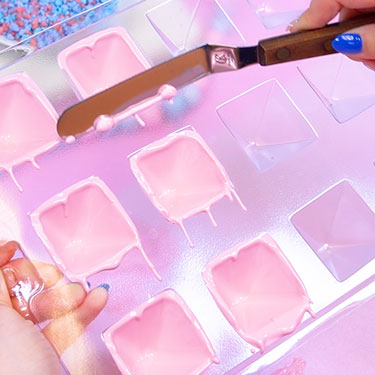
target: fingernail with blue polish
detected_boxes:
[332,33,362,54]
[98,283,110,291]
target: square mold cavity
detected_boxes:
[129,129,246,247]
[203,234,314,352]
[30,177,160,288]
[298,54,375,123]
[102,289,218,375]
[247,0,309,29]
[0,72,59,191]
[292,180,375,282]
[146,0,245,55]
[58,27,150,99]
[217,79,317,172]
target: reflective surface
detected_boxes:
[0,1,374,374]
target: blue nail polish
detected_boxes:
[332,33,362,54]
[98,283,110,291]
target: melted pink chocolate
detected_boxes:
[130,130,246,247]
[0,73,59,191]
[103,290,219,375]
[65,135,76,144]
[203,235,314,352]
[94,84,177,132]
[58,27,151,99]
[30,177,161,289]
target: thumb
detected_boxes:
[332,24,375,60]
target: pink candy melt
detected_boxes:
[94,84,177,132]
[0,73,59,191]
[31,177,160,288]
[130,130,246,246]
[103,290,218,375]
[203,235,314,352]
[58,27,150,99]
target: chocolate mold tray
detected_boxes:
[217,78,317,172]
[236,276,375,374]
[146,0,245,55]
[298,54,375,123]
[0,1,374,374]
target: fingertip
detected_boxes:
[332,33,363,54]
[89,286,109,308]
[349,24,375,60]
[286,19,299,33]
[363,60,375,70]
[78,286,109,317]
[287,12,308,33]
[289,0,340,33]
[0,241,19,266]
[289,12,325,32]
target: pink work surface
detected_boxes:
[0,1,374,374]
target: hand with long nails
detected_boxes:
[0,241,108,375]
[288,0,375,70]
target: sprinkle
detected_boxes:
[0,0,117,48]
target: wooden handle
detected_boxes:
[258,13,375,66]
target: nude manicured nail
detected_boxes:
[286,19,299,32]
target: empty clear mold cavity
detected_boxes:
[292,180,375,282]
[217,79,317,172]
[247,0,309,29]
[298,55,375,123]
[146,0,245,55]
